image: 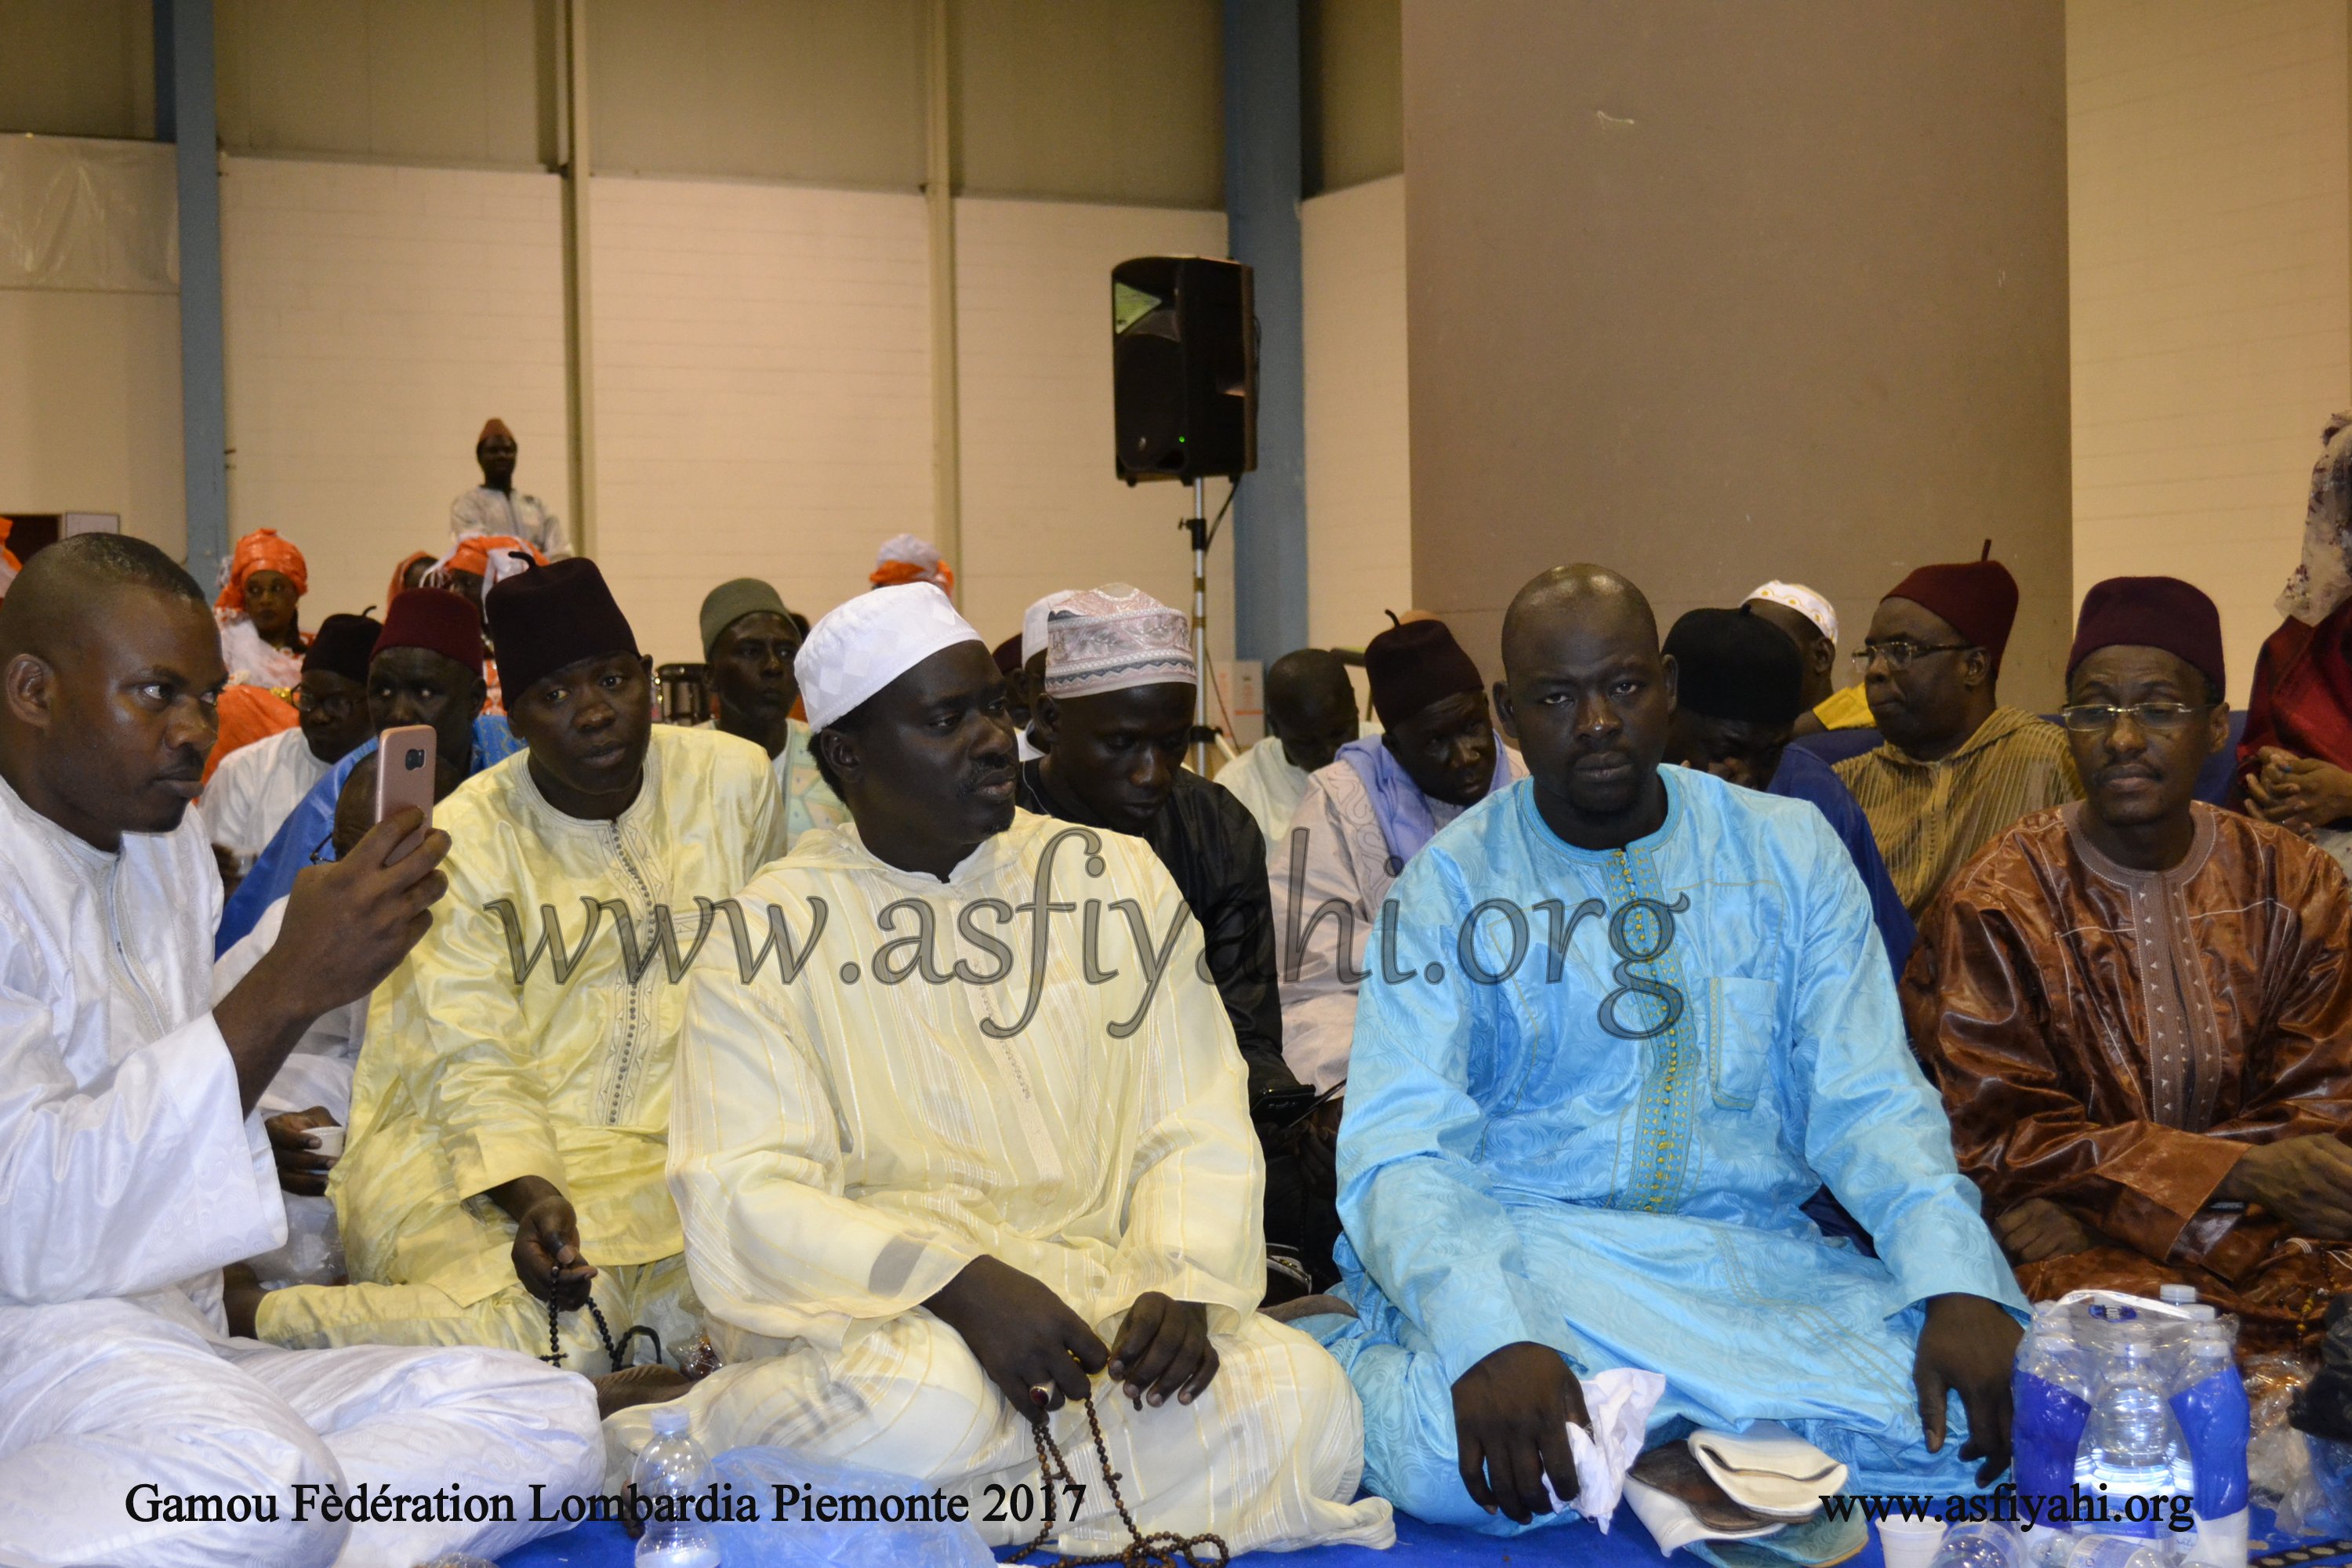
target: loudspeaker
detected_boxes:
[1112,256,1256,484]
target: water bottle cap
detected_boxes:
[650,1408,691,1438]
[2158,1283,2198,1305]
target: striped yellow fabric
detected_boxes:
[1836,706,2082,916]
[336,726,785,1307]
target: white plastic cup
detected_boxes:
[307,1124,345,1159]
[1878,1514,1951,1568]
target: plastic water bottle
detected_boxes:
[1932,1521,2029,1568]
[2033,1534,2180,1568]
[2015,1308,2092,1504]
[2169,1318,2249,1568]
[632,1408,722,1568]
[2076,1319,2184,1536]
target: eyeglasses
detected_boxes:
[2060,702,2209,734]
[295,691,361,718]
[1852,640,1974,673]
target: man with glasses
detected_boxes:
[1835,549,2080,916]
[215,589,524,953]
[202,612,381,883]
[1905,576,2352,1347]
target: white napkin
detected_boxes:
[1541,1367,1668,1531]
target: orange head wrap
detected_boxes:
[441,534,546,581]
[387,550,437,608]
[477,418,515,448]
[216,528,308,614]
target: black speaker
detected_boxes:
[1112,256,1256,484]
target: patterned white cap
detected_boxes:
[796,583,984,728]
[1021,589,1078,665]
[1744,580,1838,644]
[1044,583,1196,699]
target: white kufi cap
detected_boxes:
[796,583,985,729]
[1022,589,1078,665]
[1745,580,1839,644]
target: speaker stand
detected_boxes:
[1182,477,1210,775]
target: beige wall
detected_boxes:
[589,0,924,186]
[216,0,553,168]
[953,197,1233,658]
[1301,172,1410,651]
[219,158,571,619]
[1304,0,1401,196]
[954,0,1222,206]
[0,136,183,554]
[0,290,186,554]
[1402,0,2074,710]
[0,0,152,139]
[2067,0,2351,706]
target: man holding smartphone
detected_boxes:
[252,559,784,1417]
[0,535,601,1566]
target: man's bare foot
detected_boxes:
[594,1363,693,1418]
[223,1263,267,1340]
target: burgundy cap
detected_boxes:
[484,557,639,700]
[1364,617,1484,730]
[2067,575,2225,696]
[372,589,483,674]
[1884,544,2020,677]
[991,632,1023,677]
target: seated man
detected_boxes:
[626,583,1394,1555]
[699,575,845,846]
[219,588,524,951]
[1747,579,1869,735]
[1318,564,2024,1534]
[0,536,597,1566]
[253,561,782,1403]
[1217,647,1363,855]
[1014,585,1327,1287]
[1836,550,2080,916]
[1018,584,1291,1098]
[1907,576,2352,1351]
[1275,617,1523,1093]
[204,610,379,881]
[1661,605,1913,972]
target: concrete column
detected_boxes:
[154,0,228,586]
[1224,0,1309,661]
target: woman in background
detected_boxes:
[2242,414,2352,874]
[204,528,312,784]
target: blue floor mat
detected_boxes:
[500,1501,2317,1566]
[500,1497,1888,1567]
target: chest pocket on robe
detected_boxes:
[1709,977,1777,1110]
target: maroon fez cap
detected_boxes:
[304,612,384,684]
[372,589,483,674]
[1883,542,2020,677]
[991,632,1023,677]
[2067,575,2225,697]
[484,557,639,700]
[1364,616,1484,730]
